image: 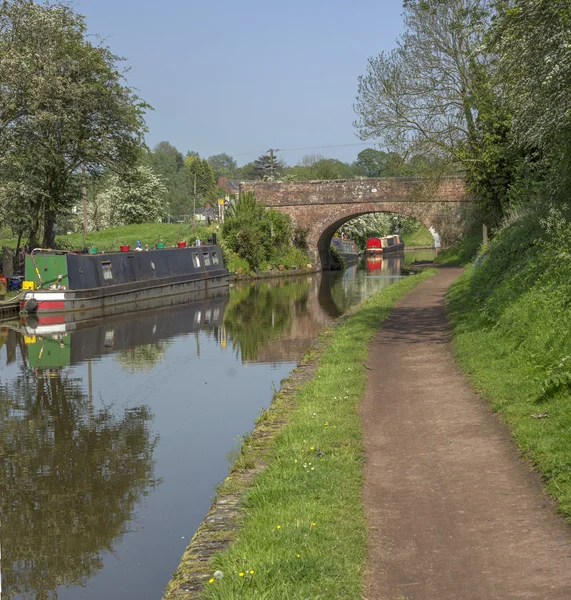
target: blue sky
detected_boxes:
[76,0,404,166]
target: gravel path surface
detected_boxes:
[361,268,571,600]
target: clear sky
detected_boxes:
[75,0,404,166]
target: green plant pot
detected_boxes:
[90,247,97,254]
[157,243,165,249]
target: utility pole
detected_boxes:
[267,148,280,179]
[193,172,197,230]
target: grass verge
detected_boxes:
[447,207,571,518]
[401,223,434,247]
[164,268,437,600]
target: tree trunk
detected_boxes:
[28,199,42,249]
[43,207,56,248]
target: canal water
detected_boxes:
[0,251,434,600]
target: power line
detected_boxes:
[232,141,371,159]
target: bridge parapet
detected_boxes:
[237,177,470,269]
[240,176,467,207]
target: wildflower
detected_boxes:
[296,554,301,558]
[249,570,255,574]
[239,572,245,577]
[209,578,215,584]
[324,422,329,426]
[213,570,224,579]
[310,446,314,450]
[276,525,281,529]
[311,522,316,527]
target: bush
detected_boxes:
[223,191,307,270]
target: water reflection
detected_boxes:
[223,278,311,362]
[0,259,428,600]
[0,369,157,600]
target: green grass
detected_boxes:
[434,232,482,266]
[447,209,571,518]
[196,269,437,600]
[0,223,219,253]
[401,224,434,247]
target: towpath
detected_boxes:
[361,267,571,600]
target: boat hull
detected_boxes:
[21,245,228,317]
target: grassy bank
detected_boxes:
[447,207,571,517]
[167,269,436,600]
[401,223,434,247]
[0,223,217,253]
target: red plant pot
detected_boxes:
[177,241,187,248]
[120,245,130,252]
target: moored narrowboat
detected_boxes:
[365,234,405,255]
[20,245,228,316]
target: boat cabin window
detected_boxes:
[212,252,219,265]
[192,253,201,268]
[101,261,113,281]
[202,252,211,266]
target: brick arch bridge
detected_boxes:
[240,177,469,269]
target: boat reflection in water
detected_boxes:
[1,289,229,600]
[365,254,404,275]
[21,288,229,370]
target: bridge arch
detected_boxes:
[239,177,468,269]
[313,204,442,270]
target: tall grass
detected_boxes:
[199,269,437,599]
[447,205,571,516]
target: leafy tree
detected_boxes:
[235,161,259,180]
[494,0,571,154]
[339,214,392,249]
[290,156,354,180]
[354,0,520,227]
[92,165,167,227]
[142,142,192,218]
[184,155,216,205]
[223,191,292,269]
[252,153,285,180]
[0,0,149,248]
[207,153,238,181]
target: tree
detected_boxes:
[494,0,571,154]
[223,191,293,269]
[207,153,238,181]
[0,0,149,248]
[290,156,354,180]
[93,165,167,227]
[184,155,216,205]
[142,142,191,217]
[354,0,520,227]
[355,0,494,160]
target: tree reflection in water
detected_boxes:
[0,368,158,600]
[116,339,172,373]
[223,280,310,361]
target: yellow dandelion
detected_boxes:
[310,446,314,450]
[239,572,245,577]
[311,522,316,527]
[296,553,301,558]
[209,578,214,584]
[249,570,255,574]
[276,525,281,529]
[324,422,329,426]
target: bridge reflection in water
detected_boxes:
[0,255,421,600]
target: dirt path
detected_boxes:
[361,268,571,600]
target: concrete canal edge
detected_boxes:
[162,268,437,600]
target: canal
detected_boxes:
[0,251,434,600]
